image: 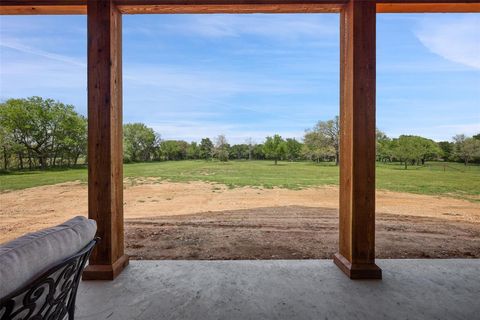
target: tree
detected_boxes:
[0,97,87,169]
[392,136,419,169]
[263,134,286,165]
[186,142,200,159]
[438,141,454,162]
[285,138,302,161]
[152,132,162,160]
[214,134,230,162]
[229,144,249,160]
[392,135,440,169]
[252,144,265,160]
[160,140,188,160]
[60,114,87,165]
[245,138,256,160]
[123,123,156,162]
[312,116,340,165]
[302,130,335,163]
[199,138,214,160]
[0,126,17,170]
[376,130,393,162]
[417,137,442,165]
[453,134,480,166]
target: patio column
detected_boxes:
[334,0,381,279]
[83,0,129,280]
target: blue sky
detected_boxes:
[0,13,479,144]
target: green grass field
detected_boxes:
[1,161,479,201]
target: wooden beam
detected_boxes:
[114,0,344,13]
[334,0,381,279]
[82,0,129,281]
[377,2,480,12]
[2,0,480,14]
[0,5,85,14]
[0,0,86,14]
[116,3,343,14]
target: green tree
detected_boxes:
[252,144,265,160]
[453,134,480,166]
[263,134,286,165]
[304,117,339,164]
[123,123,156,162]
[392,135,440,169]
[438,141,454,162]
[229,144,249,160]
[199,138,214,160]
[302,130,335,163]
[392,136,418,169]
[0,97,86,169]
[0,126,18,170]
[312,116,340,165]
[186,142,200,159]
[376,130,394,162]
[160,140,188,160]
[59,114,87,165]
[152,133,162,160]
[285,138,302,161]
[417,137,442,165]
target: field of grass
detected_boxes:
[1,161,479,201]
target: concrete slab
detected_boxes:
[76,259,480,320]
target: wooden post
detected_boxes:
[334,0,382,279]
[83,0,129,280]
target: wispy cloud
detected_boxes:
[415,15,480,70]
[149,120,304,144]
[0,38,86,67]
[388,122,480,141]
[133,14,339,40]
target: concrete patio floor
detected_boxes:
[77,259,480,320]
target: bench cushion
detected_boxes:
[0,216,97,298]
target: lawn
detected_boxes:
[1,161,479,201]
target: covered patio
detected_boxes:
[76,259,480,319]
[2,0,479,305]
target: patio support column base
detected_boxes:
[83,255,129,280]
[334,253,381,279]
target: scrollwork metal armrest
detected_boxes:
[0,238,99,320]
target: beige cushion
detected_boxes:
[0,216,97,298]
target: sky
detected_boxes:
[0,13,479,144]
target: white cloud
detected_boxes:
[415,15,480,69]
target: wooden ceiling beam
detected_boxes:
[1,0,479,15]
[377,0,480,12]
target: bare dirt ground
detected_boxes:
[1,181,479,259]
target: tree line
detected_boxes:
[0,97,87,170]
[1,97,479,170]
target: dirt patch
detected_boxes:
[1,181,479,259]
[125,206,480,259]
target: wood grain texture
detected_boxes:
[83,0,128,280]
[337,0,381,279]
[2,0,479,14]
